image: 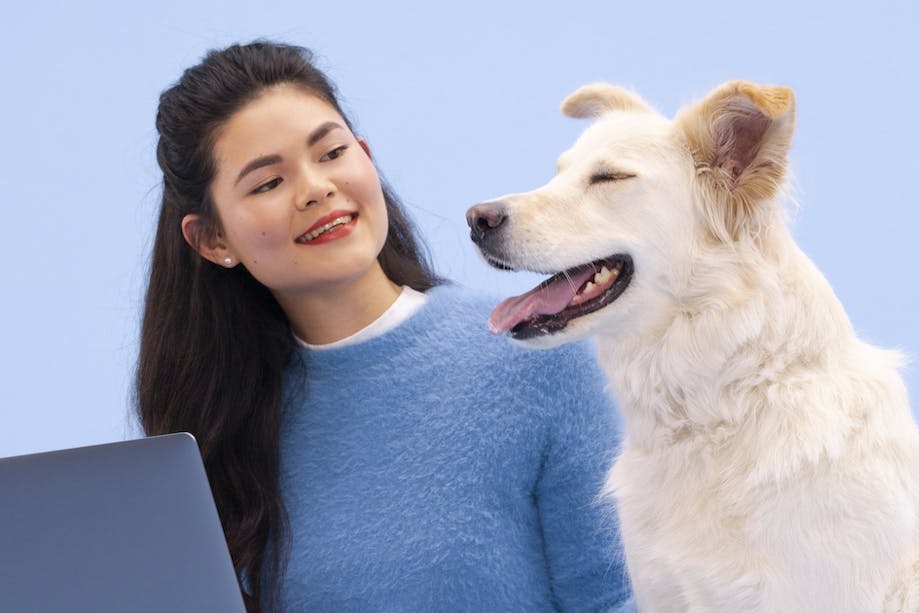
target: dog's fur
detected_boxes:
[469,81,919,611]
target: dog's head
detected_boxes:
[468,81,795,348]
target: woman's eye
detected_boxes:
[252,177,283,194]
[321,145,348,161]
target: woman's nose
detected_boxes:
[298,190,334,210]
[295,169,336,211]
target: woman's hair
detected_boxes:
[137,41,440,611]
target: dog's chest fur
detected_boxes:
[609,421,919,611]
[597,245,919,612]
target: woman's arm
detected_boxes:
[532,340,637,612]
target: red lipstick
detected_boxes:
[295,210,358,245]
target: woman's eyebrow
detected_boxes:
[235,154,282,186]
[307,121,343,147]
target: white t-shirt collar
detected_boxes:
[295,286,428,351]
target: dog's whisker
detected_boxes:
[562,270,576,291]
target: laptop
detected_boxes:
[0,433,247,613]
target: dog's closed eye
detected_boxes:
[589,169,636,185]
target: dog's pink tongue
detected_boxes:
[489,267,595,334]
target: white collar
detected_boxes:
[295,286,428,351]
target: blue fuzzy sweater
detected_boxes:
[270,284,635,612]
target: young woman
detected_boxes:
[137,41,634,612]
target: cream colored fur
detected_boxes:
[482,81,919,612]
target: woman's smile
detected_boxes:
[295,210,359,245]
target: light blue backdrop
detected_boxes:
[1,0,916,457]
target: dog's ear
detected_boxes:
[676,81,795,241]
[561,83,653,118]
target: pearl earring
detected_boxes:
[224,257,233,266]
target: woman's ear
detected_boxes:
[358,137,373,160]
[181,214,238,268]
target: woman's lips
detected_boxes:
[295,210,358,245]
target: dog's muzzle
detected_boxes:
[466,201,515,269]
[466,201,506,245]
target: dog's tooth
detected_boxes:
[595,266,612,284]
[583,281,597,295]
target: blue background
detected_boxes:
[1,0,916,457]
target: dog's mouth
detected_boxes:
[489,254,633,339]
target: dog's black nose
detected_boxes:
[466,201,506,244]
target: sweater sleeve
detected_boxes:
[531,340,636,612]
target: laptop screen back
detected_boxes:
[0,433,247,613]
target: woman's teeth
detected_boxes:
[297,214,354,243]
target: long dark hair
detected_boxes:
[136,41,439,611]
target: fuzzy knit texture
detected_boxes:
[267,283,635,612]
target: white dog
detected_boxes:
[467,81,919,612]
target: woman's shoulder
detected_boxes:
[422,282,496,319]
[421,282,605,384]
[422,284,621,440]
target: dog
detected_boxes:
[467,81,919,612]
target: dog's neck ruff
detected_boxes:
[601,233,868,450]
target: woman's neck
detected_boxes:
[274,262,402,345]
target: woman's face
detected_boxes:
[199,84,390,299]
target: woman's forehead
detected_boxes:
[213,85,350,170]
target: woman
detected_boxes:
[137,40,633,612]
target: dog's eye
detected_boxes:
[589,171,635,185]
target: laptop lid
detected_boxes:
[0,433,247,613]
